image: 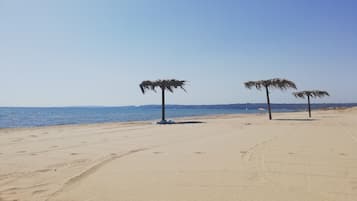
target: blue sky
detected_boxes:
[1,0,356,106]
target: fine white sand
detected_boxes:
[1,108,357,201]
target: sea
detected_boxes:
[0,103,356,128]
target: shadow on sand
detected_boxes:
[157,121,205,125]
[274,118,318,121]
[175,121,205,124]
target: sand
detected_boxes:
[1,108,357,201]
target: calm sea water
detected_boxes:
[0,103,356,128]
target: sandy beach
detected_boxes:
[1,108,357,201]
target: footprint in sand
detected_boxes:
[153,152,162,154]
[288,152,295,155]
[36,169,51,173]
[339,153,347,156]
[32,189,47,195]
[240,151,249,158]
[350,181,357,190]
[17,150,26,154]
[7,191,17,195]
[70,153,79,156]
[12,138,23,142]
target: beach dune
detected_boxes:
[1,108,357,201]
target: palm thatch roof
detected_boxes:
[139,79,186,94]
[293,90,330,99]
[244,78,297,90]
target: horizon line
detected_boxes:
[0,102,356,108]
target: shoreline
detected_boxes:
[0,106,354,130]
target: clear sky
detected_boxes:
[1,0,356,106]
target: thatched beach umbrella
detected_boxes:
[140,79,186,124]
[293,90,330,118]
[244,78,297,120]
